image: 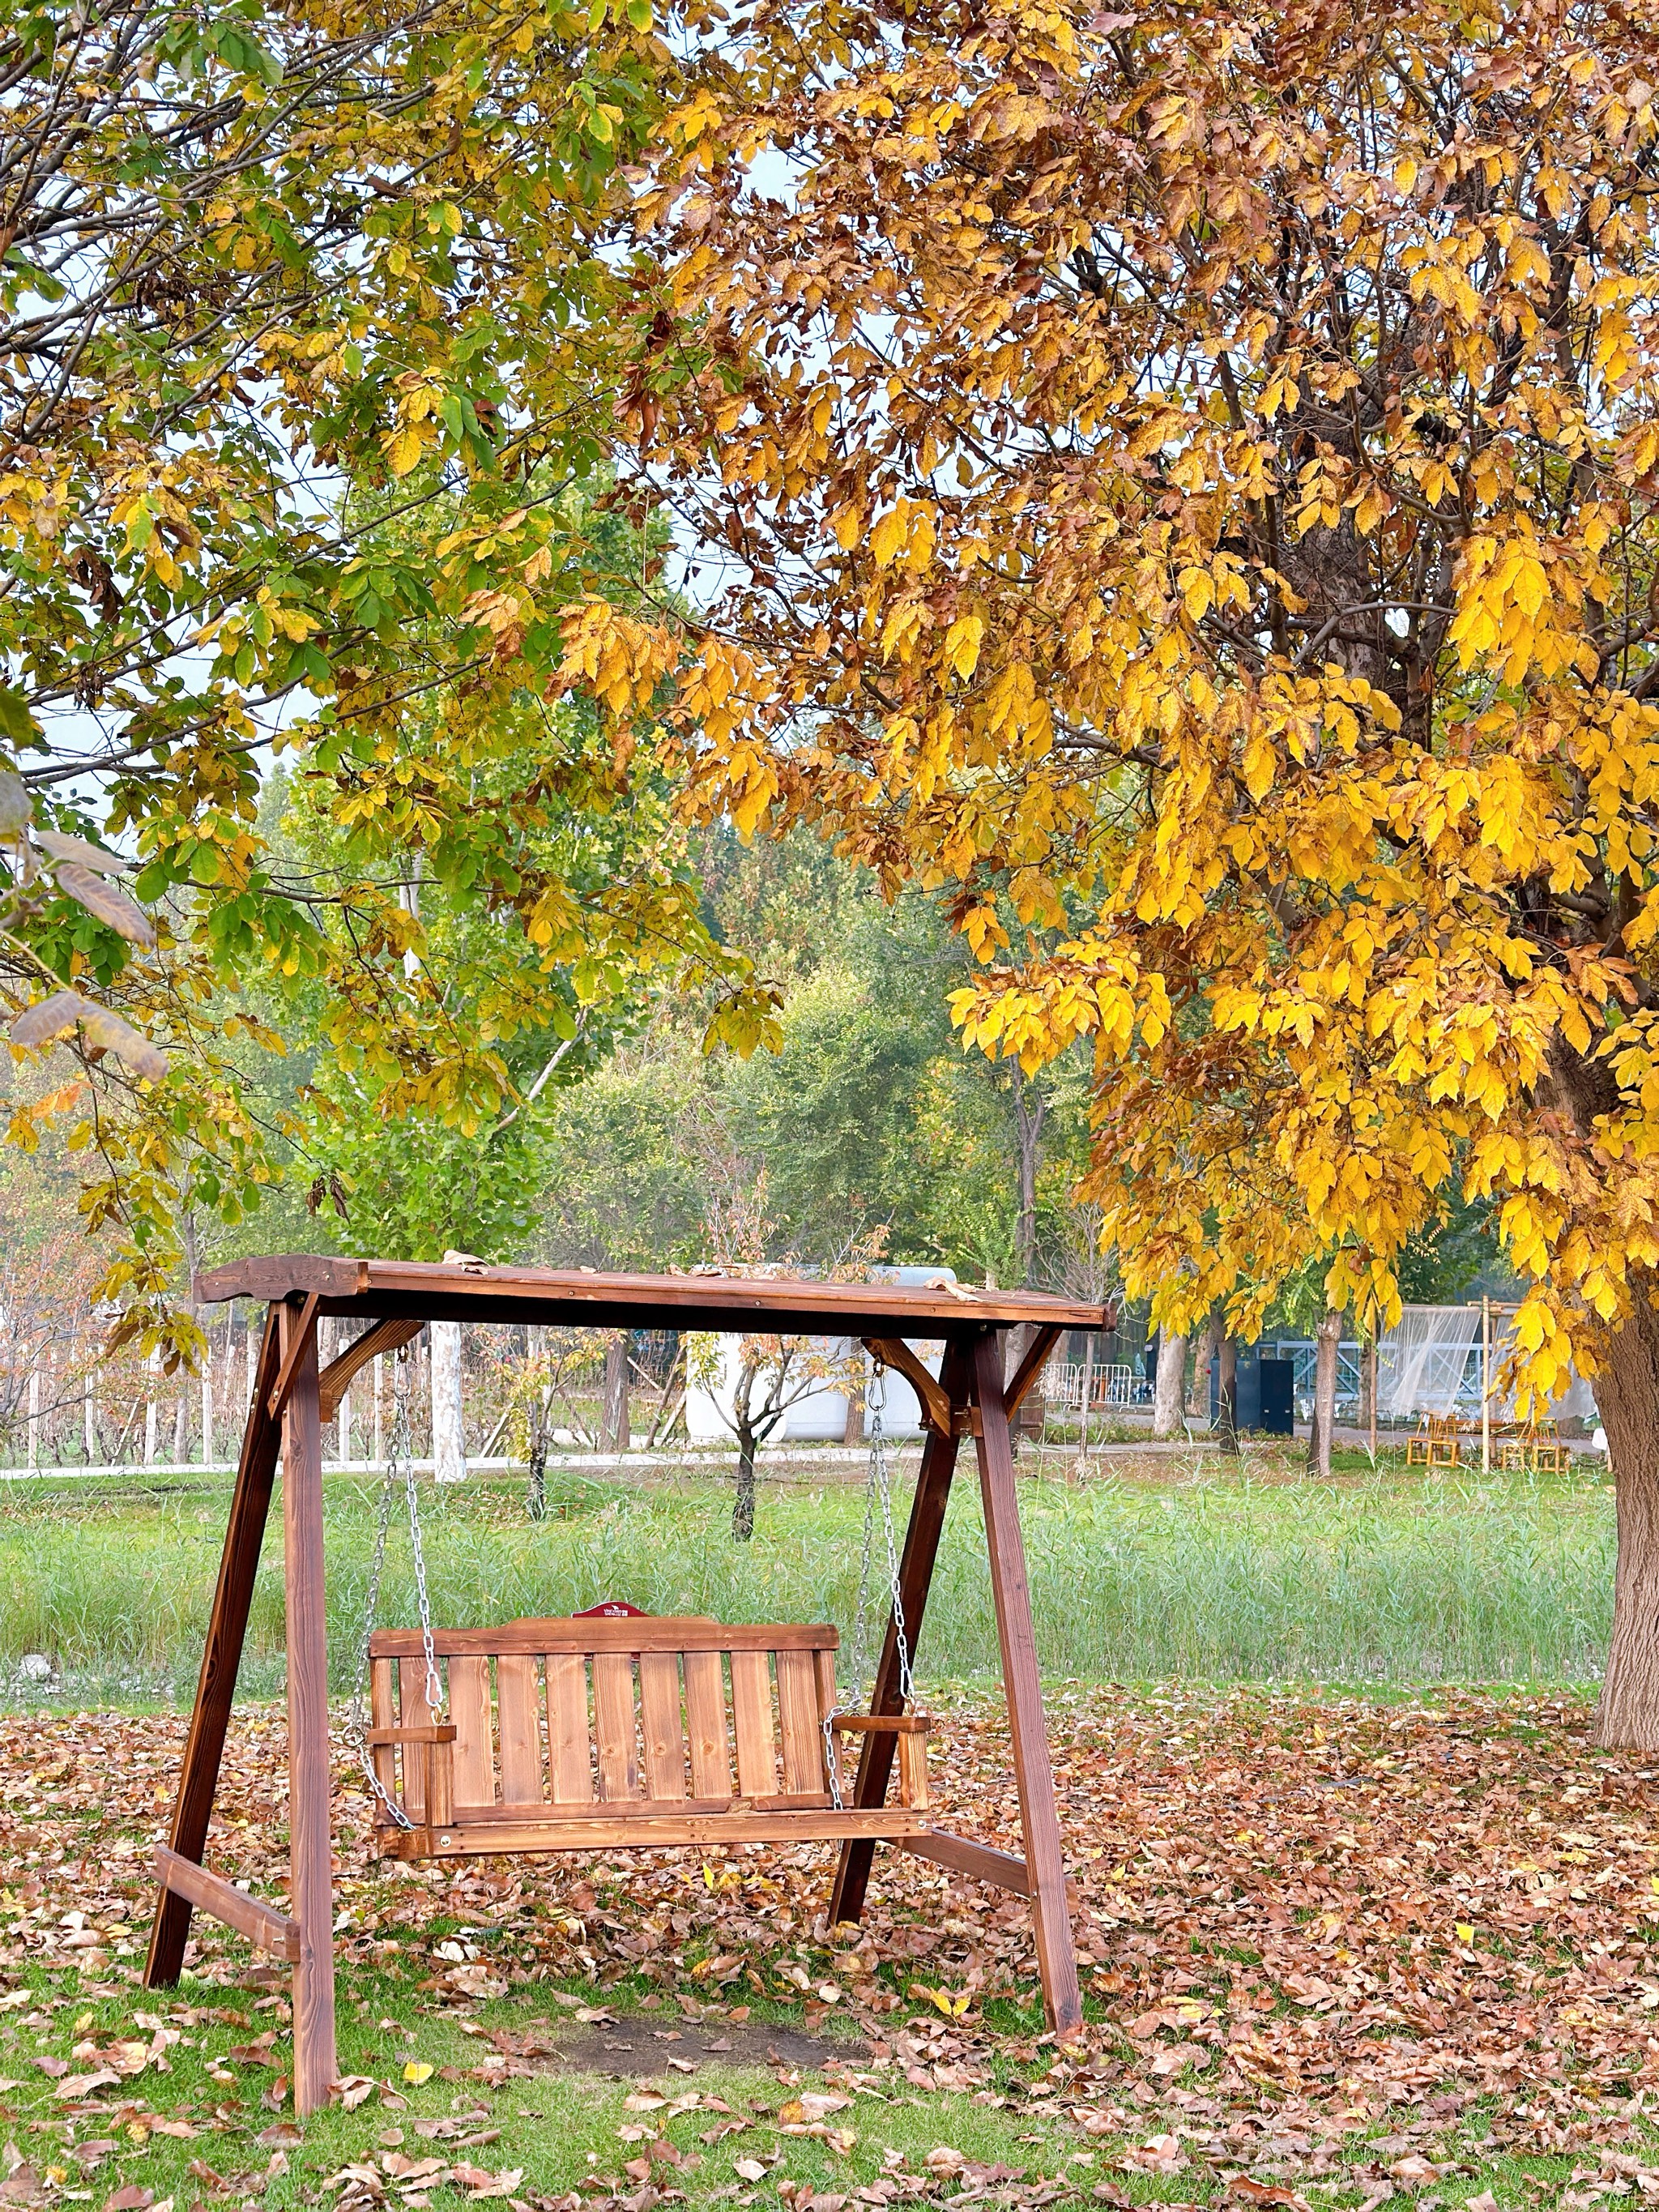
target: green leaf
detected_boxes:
[0,763,29,838]
[0,690,38,753]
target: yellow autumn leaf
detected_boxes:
[386,424,428,478]
[944,614,984,677]
[869,506,906,567]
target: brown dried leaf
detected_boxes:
[53,860,155,946]
[11,989,88,1049]
[34,831,128,876]
[0,767,29,841]
[79,1005,166,1082]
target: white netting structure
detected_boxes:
[1377,1305,1483,1417]
[1376,1305,1597,1422]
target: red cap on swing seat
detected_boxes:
[572,1599,650,1617]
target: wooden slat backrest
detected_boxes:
[774,1648,827,1796]
[592,1651,639,1800]
[398,1655,440,1820]
[371,1620,841,1823]
[545,1652,592,1803]
[369,1656,397,1810]
[449,1657,494,1808]
[683,1650,731,1799]
[728,1649,778,1797]
[639,1650,687,1800]
[497,1655,543,1805]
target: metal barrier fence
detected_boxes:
[1044,1360,1153,1411]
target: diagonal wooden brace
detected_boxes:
[318,1316,424,1423]
[267,1292,320,1420]
[861,1336,953,1436]
[155,1846,299,1961]
[1004,1325,1060,1423]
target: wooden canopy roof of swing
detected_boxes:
[195,1257,1111,1433]
[197,1252,1111,1336]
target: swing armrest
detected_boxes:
[827,1715,932,1809]
[365,1727,455,1830]
[829,1714,930,1734]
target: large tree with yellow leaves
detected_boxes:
[572,0,1659,1732]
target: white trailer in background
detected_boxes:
[683,1264,953,1443]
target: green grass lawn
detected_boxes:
[0,1446,1614,1704]
[0,1954,1642,2212]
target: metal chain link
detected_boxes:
[826,1361,914,1809]
[348,1347,442,1830]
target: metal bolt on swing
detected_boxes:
[348,1343,444,1830]
[825,1357,914,1810]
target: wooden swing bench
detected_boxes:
[367,1615,934,1857]
[143,1256,1100,2114]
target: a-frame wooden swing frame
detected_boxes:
[143,1256,1100,2113]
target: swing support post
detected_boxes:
[145,1257,1096,2111]
[280,1297,338,2112]
[829,1341,968,1926]
[970,1333,1082,2035]
[830,1331,1082,2040]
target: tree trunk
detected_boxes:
[732,1428,757,1542]
[526,1394,548,1522]
[1593,1298,1659,1748]
[431,1319,466,1484]
[842,1365,864,1445]
[1308,1309,1341,1479]
[1217,1337,1239,1455]
[1189,1310,1222,1419]
[1361,1334,1377,1448]
[1532,1039,1659,1748]
[600,1331,630,1454]
[1153,1330,1188,1440]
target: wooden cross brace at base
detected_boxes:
[143,1259,1095,2115]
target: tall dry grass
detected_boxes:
[0,1454,1612,1702]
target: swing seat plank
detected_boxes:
[367,1616,933,1855]
[380,1806,934,1859]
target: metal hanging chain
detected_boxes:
[348,1347,443,1830]
[827,1361,914,1810]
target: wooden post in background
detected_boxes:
[279,1299,338,2113]
[971,1333,1082,2039]
[1481,1296,1491,1476]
